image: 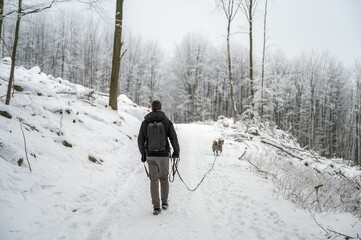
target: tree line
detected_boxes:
[1,0,360,165]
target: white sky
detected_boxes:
[121,0,361,66]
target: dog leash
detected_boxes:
[169,157,179,183]
[169,156,218,192]
[144,162,149,177]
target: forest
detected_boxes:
[1,0,360,166]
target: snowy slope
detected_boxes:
[0,60,360,240]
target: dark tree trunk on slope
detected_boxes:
[109,0,124,110]
[5,0,22,105]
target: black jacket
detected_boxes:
[137,110,180,157]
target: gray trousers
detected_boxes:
[146,156,169,209]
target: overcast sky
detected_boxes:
[121,0,361,66]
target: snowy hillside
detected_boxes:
[0,59,360,240]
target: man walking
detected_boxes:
[137,100,180,215]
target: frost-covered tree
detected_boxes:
[4,0,56,105]
[350,61,361,165]
[170,33,210,122]
[121,34,142,97]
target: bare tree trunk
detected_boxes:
[226,23,238,122]
[5,0,22,105]
[0,0,3,42]
[217,0,239,123]
[248,0,254,109]
[109,0,124,110]
[260,0,268,118]
[357,79,361,165]
[241,0,257,110]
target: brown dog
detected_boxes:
[212,139,224,156]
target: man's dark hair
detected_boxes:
[151,100,162,111]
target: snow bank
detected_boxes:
[0,60,147,239]
[216,111,361,217]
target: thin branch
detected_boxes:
[81,99,96,107]
[2,9,18,18]
[22,0,56,16]
[310,204,360,239]
[0,35,12,57]
[95,92,109,97]
[120,48,127,60]
[308,208,329,235]
[238,150,247,160]
[261,137,303,160]
[2,0,55,18]
[60,114,63,129]
[56,91,77,95]
[327,227,359,239]
[0,76,9,82]
[18,118,32,172]
[247,160,277,178]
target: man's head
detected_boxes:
[151,100,162,111]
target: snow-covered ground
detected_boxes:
[1,60,360,240]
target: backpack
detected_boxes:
[147,119,167,151]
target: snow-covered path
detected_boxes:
[74,123,355,240]
[1,64,360,240]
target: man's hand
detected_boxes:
[171,152,179,159]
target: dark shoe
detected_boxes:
[162,203,169,210]
[153,208,161,215]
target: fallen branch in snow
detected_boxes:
[327,227,360,240]
[247,160,276,179]
[239,132,255,140]
[306,148,322,163]
[18,118,32,172]
[308,208,329,235]
[95,92,109,97]
[333,170,361,190]
[261,138,303,160]
[242,140,251,148]
[301,184,323,208]
[81,99,96,107]
[238,150,247,160]
[18,119,39,132]
[309,208,360,239]
[279,143,315,159]
[0,76,9,82]
[262,138,361,191]
[56,91,77,95]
